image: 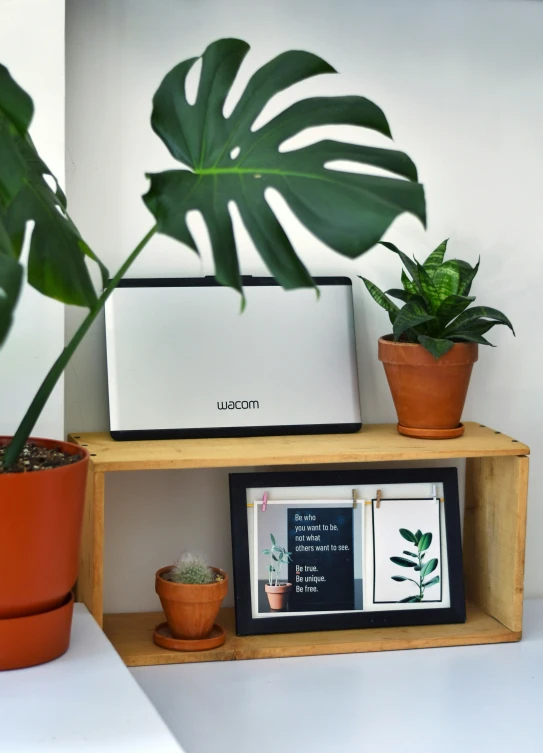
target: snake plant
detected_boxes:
[360,239,514,359]
[0,38,425,468]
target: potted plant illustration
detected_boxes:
[262,534,293,610]
[361,239,514,439]
[0,38,424,669]
[390,528,439,603]
[154,554,228,650]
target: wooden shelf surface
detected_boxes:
[103,603,520,667]
[69,423,529,472]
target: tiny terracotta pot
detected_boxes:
[378,337,478,439]
[155,566,228,640]
[0,437,89,670]
[265,583,292,610]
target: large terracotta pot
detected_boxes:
[155,566,228,640]
[0,437,89,669]
[378,337,478,439]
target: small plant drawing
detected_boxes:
[262,534,292,586]
[390,528,439,603]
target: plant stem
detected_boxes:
[3,225,157,468]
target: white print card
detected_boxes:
[366,497,450,611]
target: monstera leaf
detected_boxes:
[144,38,426,296]
[0,64,108,346]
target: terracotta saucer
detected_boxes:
[153,622,227,652]
[398,423,465,439]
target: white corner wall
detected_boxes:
[65,0,543,610]
[0,0,65,439]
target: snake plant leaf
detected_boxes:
[418,532,433,552]
[0,253,23,345]
[3,133,107,307]
[415,260,440,312]
[360,278,399,320]
[401,269,418,296]
[444,306,515,337]
[390,556,417,568]
[457,258,479,297]
[451,331,494,346]
[435,294,475,326]
[417,335,455,359]
[385,288,413,303]
[432,260,461,300]
[399,528,417,543]
[422,576,440,588]
[423,239,448,278]
[145,39,426,295]
[421,558,438,578]
[392,300,435,341]
[380,242,421,291]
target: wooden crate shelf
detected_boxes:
[69,422,530,667]
[104,603,520,667]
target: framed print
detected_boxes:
[229,468,465,636]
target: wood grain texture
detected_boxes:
[75,467,105,627]
[103,604,520,667]
[464,455,529,633]
[68,423,529,472]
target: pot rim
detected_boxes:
[156,565,227,586]
[378,334,476,349]
[264,582,292,591]
[0,436,89,476]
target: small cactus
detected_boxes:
[166,553,216,585]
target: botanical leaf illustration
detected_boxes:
[144,38,426,296]
[390,528,439,602]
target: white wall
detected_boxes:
[65,0,543,611]
[0,0,65,440]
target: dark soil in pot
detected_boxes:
[0,442,80,473]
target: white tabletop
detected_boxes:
[132,599,543,753]
[0,604,183,753]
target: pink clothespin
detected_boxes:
[262,492,268,512]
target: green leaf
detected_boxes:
[399,528,417,543]
[0,114,27,208]
[444,306,515,337]
[422,576,440,588]
[457,258,479,297]
[3,134,107,307]
[0,64,33,136]
[433,260,460,301]
[360,277,399,320]
[272,555,278,561]
[390,556,417,568]
[414,565,421,571]
[451,331,494,346]
[262,549,271,555]
[380,242,421,291]
[391,575,409,582]
[401,269,418,296]
[435,294,475,328]
[270,534,276,545]
[0,253,23,345]
[403,551,418,557]
[385,288,414,303]
[423,239,448,277]
[144,40,425,294]
[415,530,422,544]
[392,300,435,341]
[415,261,440,312]
[418,532,433,552]
[417,335,455,359]
[421,558,438,578]
[398,595,422,603]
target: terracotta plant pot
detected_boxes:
[378,337,478,439]
[0,437,89,670]
[155,566,228,640]
[265,583,292,610]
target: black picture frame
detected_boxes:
[229,467,465,636]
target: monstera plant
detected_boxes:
[1,38,425,467]
[0,38,424,670]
